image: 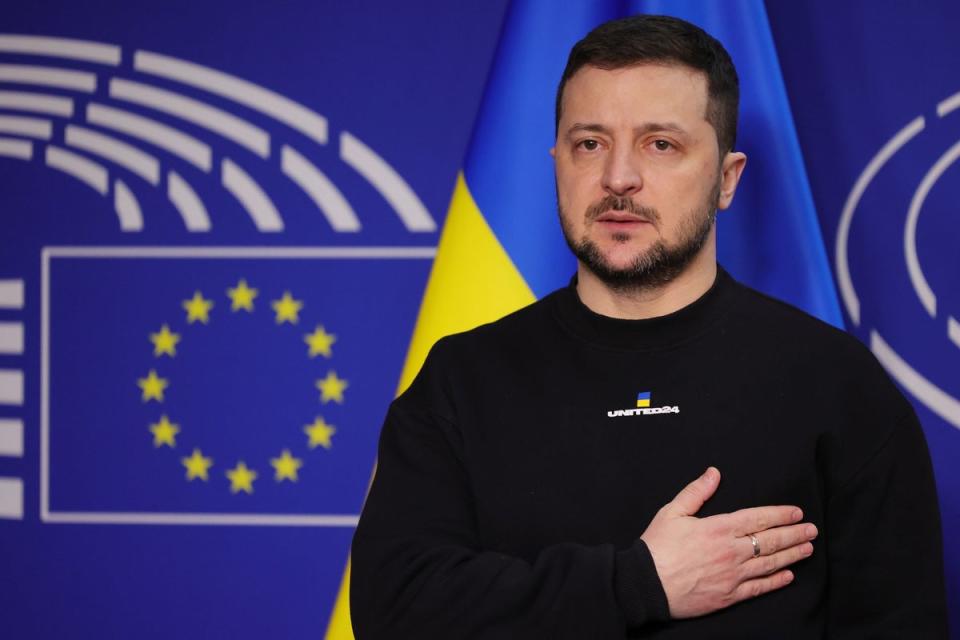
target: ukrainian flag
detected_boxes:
[326,1,841,636]
[637,392,652,408]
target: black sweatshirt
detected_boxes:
[351,267,947,639]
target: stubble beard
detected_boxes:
[559,182,721,294]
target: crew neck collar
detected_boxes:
[550,265,736,351]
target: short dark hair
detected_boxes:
[556,15,740,154]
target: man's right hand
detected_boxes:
[639,467,818,619]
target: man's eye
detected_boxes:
[653,139,673,151]
[579,139,600,151]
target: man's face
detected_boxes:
[552,63,743,290]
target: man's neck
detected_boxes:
[575,250,718,320]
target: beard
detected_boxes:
[559,182,720,294]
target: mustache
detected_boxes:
[585,195,661,225]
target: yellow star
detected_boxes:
[226,461,258,494]
[138,369,169,402]
[316,370,348,404]
[149,324,181,357]
[181,448,213,481]
[270,449,304,482]
[271,291,303,324]
[304,325,336,358]
[183,291,214,324]
[304,416,336,450]
[226,278,258,312]
[149,414,180,447]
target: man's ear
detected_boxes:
[718,151,747,210]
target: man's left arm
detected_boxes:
[826,409,948,638]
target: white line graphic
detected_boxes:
[0,34,120,66]
[42,512,359,527]
[45,245,436,259]
[0,136,31,159]
[905,137,960,318]
[949,317,960,351]
[0,114,52,139]
[134,50,328,145]
[836,116,924,326]
[65,125,160,186]
[0,90,72,117]
[46,145,108,195]
[341,131,436,232]
[872,331,960,430]
[0,63,96,92]
[0,477,23,520]
[0,322,24,354]
[110,78,270,158]
[87,103,211,171]
[0,280,24,308]
[282,145,360,232]
[936,91,960,118]
[0,419,23,457]
[113,179,143,232]
[222,157,283,231]
[167,170,211,231]
[0,369,24,405]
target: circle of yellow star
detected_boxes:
[227,279,258,312]
[149,414,180,448]
[316,370,348,404]
[149,324,181,357]
[181,448,213,481]
[138,369,169,402]
[271,291,303,324]
[183,291,214,324]
[304,325,336,358]
[304,416,336,450]
[270,449,304,482]
[226,461,258,494]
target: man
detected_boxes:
[351,15,947,638]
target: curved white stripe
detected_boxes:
[110,78,270,158]
[0,34,120,65]
[340,131,435,232]
[0,136,31,159]
[281,145,360,232]
[87,103,211,171]
[0,90,72,116]
[113,179,143,232]
[0,64,95,92]
[45,145,108,195]
[905,138,960,318]
[836,117,924,326]
[167,170,210,231]
[0,114,51,139]
[936,91,960,118]
[134,51,327,145]
[66,125,160,185]
[949,317,960,351]
[222,158,283,231]
[871,331,960,430]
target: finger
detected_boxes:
[727,505,803,536]
[668,467,720,517]
[732,569,795,603]
[741,542,814,580]
[745,523,818,560]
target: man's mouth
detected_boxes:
[595,212,653,225]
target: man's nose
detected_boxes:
[601,147,643,196]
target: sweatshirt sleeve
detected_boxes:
[825,410,948,638]
[350,343,669,638]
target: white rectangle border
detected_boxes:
[41,245,436,526]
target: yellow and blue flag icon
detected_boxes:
[636,391,652,408]
[329,1,844,636]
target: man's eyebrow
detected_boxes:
[565,122,690,137]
